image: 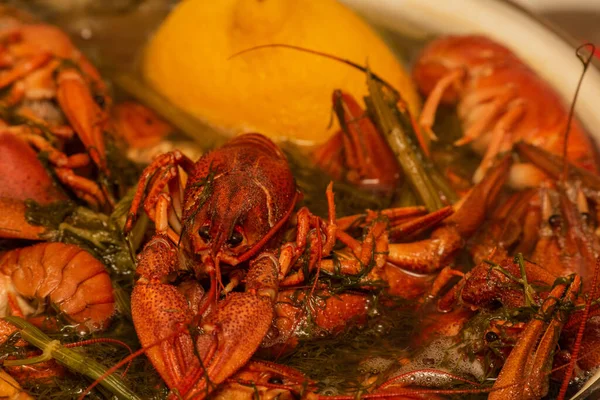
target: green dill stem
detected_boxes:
[4,340,59,366]
[515,253,535,308]
[127,213,149,254]
[111,192,134,226]
[75,207,110,222]
[58,223,111,250]
[113,73,227,150]
[388,107,459,204]
[115,189,149,255]
[365,74,443,211]
[487,256,537,308]
[4,317,142,400]
[112,188,147,265]
[485,260,520,282]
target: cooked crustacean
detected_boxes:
[312,90,402,195]
[0,132,65,240]
[0,22,116,209]
[0,17,142,396]
[413,35,599,187]
[120,119,523,399]
[0,128,116,385]
[0,20,173,212]
[4,7,600,400]
[0,241,115,385]
[0,242,115,334]
[390,150,600,400]
[0,368,33,400]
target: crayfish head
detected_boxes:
[558,182,600,284]
[532,182,600,285]
[181,171,294,266]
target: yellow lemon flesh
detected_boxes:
[143,0,420,145]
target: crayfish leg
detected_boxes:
[125,150,194,234]
[312,91,401,194]
[131,235,199,389]
[418,68,464,142]
[387,155,511,274]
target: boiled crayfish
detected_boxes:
[0,21,116,209]
[413,35,599,186]
[125,132,330,398]
[122,110,524,398]
[355,37,600,400]
[0,19,170,216]
[4,18,600,400]
[0,241,115,386]
[0,18,159,394]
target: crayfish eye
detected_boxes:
[268,376,283,385]
[198,225,211,241]
[581,212,591,224]
[227,231,243,247]
[485,331,499,343]
[548,214,562,229]
[93,94,106,108]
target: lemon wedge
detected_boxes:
[142,0,419,144]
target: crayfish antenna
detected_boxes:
[557,257,600,400]
[553,47,597,398]
[64,338,134,377]
[229,43,401,99]
[560,43,595,182]
[77,323,192,400]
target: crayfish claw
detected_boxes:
[133,241,280,399]
[490,275,581,400]
[182,255,279,398]
[386,155,511,274]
